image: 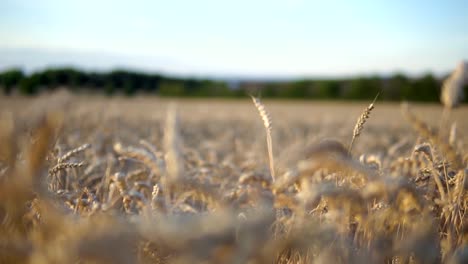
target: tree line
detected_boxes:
[0,67,466,102]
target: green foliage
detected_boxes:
[0,68,24,94]
[345,77,381,100]
[314,80,341,99]
[411,74,439,101]
[159,81,185,97]
[19,73,41,95]
[0,67,462,102]
[280,80,314,98]
[385,74,410,101]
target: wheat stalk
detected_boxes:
[58,143,91,163]
[348,93,380,153]
[402,103,464,171]
[250,95,275,182]
[441,61,466,109]
[440,62,467,135]
[449,122,457,147]
[164,104,184,183]
[113,142,163,178]
[49,162,85,176]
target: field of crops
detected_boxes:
[0,92,467,263]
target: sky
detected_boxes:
[0,0,467,78]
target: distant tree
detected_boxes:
[193,80,232,97]
[145,75,162,92]
[315,80,341,99]
[260,84,279,98]
[385,74,410,101]
[159,81,185,96]
[0,69,24,94]
[90,73,106,89]
[399,74,440,102]
[280,80,314,98]
[19,73,41,95]
[108,70,125,90]
[0,67,460,102]
[412,74,439,101]
[464,84,468,103]
[345,77,380,99]
[123,78,136,95]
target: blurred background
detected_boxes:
[0,0,467,100]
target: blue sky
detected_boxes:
[0,0,467,78]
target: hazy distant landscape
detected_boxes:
[1,0,468,263]
[1,67,467,103]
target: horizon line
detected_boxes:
[0,47,459,81]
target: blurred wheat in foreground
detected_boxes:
[0,93,467,264]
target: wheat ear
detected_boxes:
[250,95,275,182]
[401,103,463,170]
[440,61,466,109]
[49,162,85,176]
[58,143,91,163]
[439,61,466,134]
[348,93,380,153]
[164,104,184,183]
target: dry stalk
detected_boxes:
[413,143,434,163]
[164,104,184,183]
[402,103,464,171]
[126,169,148,182]
[250,95,275,182]
[139,139,162,160]
[0,112,15,166]
[449,122,457,147]
[441,61,466,109]
[440,62,466,135]
[58,143,91,163]
[348,93,379,154]
[2,92,468,264]
[113,143,163,178]
[49,162,85,176]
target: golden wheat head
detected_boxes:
[441,61,467,109]
[250,95,275,182]
[348,92,379,153]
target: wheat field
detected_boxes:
[0,92,467,264]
